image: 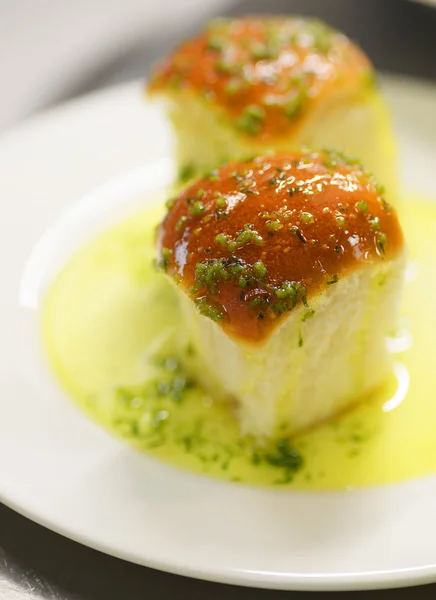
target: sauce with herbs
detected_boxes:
[148,17,371,140]
[42,196,436,490]
[158,151,404,343]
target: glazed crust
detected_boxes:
[158,151,404,343]
[148,16,372,141]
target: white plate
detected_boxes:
[1,76,436,592]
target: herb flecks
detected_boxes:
[176,216,188,231]
[322,148,363,170]
[165,197,176,211]
[266,219,282,231]
[195,258,230,293]
[195,297,226,321]
[235,105,265,136]
[215,196,227,208]
[274,281,305,311]
[283,88,307,120]
[302,308,315,321]
[290,225,307,243]
[262,439,304,483]
[189,200,206,217]
[377,232,387,255]
[215,224,263,252]
[253,261,267,279]
[160,247,173,272]
[179,163,196,183]
[356,200,368,214]
[369,215,381,231]
[193,256,299,309]
[114,355,196,443]
[300,211,314,224]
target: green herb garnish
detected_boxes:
[266,219,282,231]
[176,216,188,231]
[356,200,368,213]
[160,247,173,272]
[189,201,206,217]
[215,196,227,209]
[253,261,267,279]
[264,439,304,483]
[300,211,314,224]
[179,163,196,183]
[283,89,306,120]
[165,197,176,211]
[290,225,306,243]
[369,216,381,231]
[195,297,226,321]
[235,105,265,136]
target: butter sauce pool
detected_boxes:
[42,197,436,489]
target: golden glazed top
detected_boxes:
[157,150,404,344]
[148,16,372,141]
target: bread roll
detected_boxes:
[148,17,396,194]
[157,150,405,438]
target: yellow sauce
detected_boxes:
[42,196,436,490]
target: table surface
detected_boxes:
[1,0,436,598]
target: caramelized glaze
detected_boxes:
[148,17,371,141]
[158,151,404,344]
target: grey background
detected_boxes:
[1,0,436,597]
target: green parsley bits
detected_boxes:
[300,211,314,224]
[215,233,236,252]
[215,233,228,247]
[165,197,176,211]
[321,148,362,170]
[208,169,220,182]
[336,216,346,227]
[225,79,246,95]
[235,105,266,136]
[195,259,230,292]
[179,163,196,183]
[356,200,368,213]
[274,281,304,308]
[195,297,226,321]
[236,224,264,246]
[375,183,386,196]
[189,200,206,217]
[160,247,173,272]
[290,226,306,243]
[288,186,304,196]
[266,219,282,231]
[327,274,339,285]
[263,439,303,481]
[176,216,188,231]
[251,41,279,61]
[302,308,315,321]
[298,331,304,348]
[238,277,249,288]
[308,20,333,53]
[253,261,267,279]
[215,196,227,208]
[215,58,237,75]
[377,232,387,254]
[283,89,306,120]
[369,216,381,231]
[381,197,392,212]
[207,36,225,52]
